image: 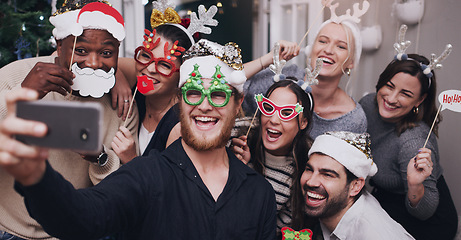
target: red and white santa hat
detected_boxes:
[49,1,125,41]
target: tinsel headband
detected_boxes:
[150,0,218,46]
[179,39,246,93]
[51,0,111,16]
[394,24,453,88]
[308,131,377,179]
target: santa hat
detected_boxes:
[308,131,377,179]
[50,1,125,41]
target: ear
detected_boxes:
[238,95,244,106]
[345,59,354,71]
[348,178,365,197]
[299,115,308,130]
[235,96,244,116]
[416,93,427,108]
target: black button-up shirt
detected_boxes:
[18,139,277,240]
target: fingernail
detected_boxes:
[26,90,37,98]
[34,124,46,134]
[418,149,422,153]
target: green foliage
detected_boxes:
[0,0,59,67]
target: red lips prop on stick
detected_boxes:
[124,76,154,127]
[137,75,155,94]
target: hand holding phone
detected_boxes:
[15,100,103,154]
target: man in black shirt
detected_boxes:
[0,39,277,240]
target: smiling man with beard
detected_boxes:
[0,39,276,240]
[301,131,414,240]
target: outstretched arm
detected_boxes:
[0,88,48,186]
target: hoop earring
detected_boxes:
[345,68,351,76]
[413,106,419,114]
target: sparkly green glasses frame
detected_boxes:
[181,80,233,108]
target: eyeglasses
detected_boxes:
[182,82,233,108]
[255,94,303,121]
[134,46,179,77]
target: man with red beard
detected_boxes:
[301,131,414,240]
[0,1,138,239]
[0,39,276,240]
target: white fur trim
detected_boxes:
[179,55,247,93]
[77,11,125,41]
[49,9,125,41]
[49,10,81,40]
[308,134,378,179]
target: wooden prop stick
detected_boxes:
[69,36,77,70]
[245,108,259,139]
[66,36,77,100]
[423,104,442,148]
[123,87,138,127]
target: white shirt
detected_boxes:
[321,191,415,240]
[138,123,154,155]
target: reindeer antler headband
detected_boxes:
[268,42,321,111]
[150,0,218,46]
[306,1,370,72]
[394,24,453,87]
[328,0,370,24]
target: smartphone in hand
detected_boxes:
[15,100,103,154]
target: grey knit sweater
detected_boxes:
[360,93,442,220]
[263,152,295,233]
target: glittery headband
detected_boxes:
[150,0,218,46]
[52,0,111,16]
[326,131,372,160]
[179,39,247,93]
[309,131,377,179]
[394,24,453,88]
[183,39,243,71]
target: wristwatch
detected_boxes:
[96,150,108,167]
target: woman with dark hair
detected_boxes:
[111,7,204,163]
[232,79,316,236]
[359,53,458,240]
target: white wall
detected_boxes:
[112,0,144,58]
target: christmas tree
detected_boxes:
[0,0,63,68]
